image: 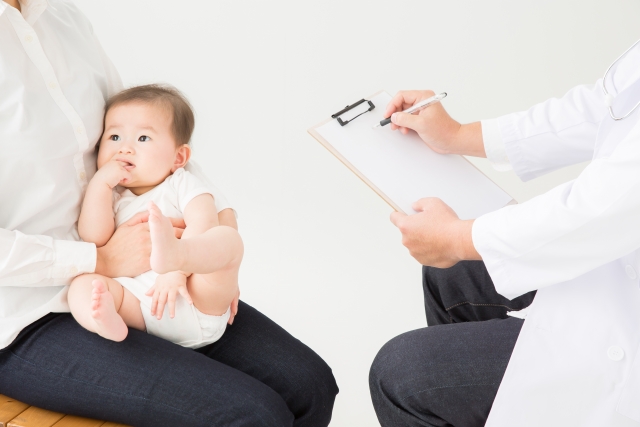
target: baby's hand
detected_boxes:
[145,271,193,320]
[94,157,132,189]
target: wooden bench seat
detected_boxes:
[0,395,129,427]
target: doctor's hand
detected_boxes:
[386,90,486,158]
[390,198,481,267]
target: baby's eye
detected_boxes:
[139,135,150,142]
[109,135,120,142]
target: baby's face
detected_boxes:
[98,102,188,194]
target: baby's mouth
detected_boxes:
[117,158,136,171]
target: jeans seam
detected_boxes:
[445,301,522,312]
[7,350,197,418]
[401,382,500,401]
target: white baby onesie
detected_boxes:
[112,167,230,349]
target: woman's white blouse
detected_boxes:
[0,0,232,349]
[476,41,640,299]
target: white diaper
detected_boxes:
[114,271,229,349]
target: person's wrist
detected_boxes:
[452,122,486,157]
[451,219,480,262]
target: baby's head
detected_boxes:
[98,84,194,193]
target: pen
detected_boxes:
[372,92,447,129]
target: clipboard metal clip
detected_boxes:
[331,98,375,126]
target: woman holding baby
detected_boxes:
[0,0,337,425]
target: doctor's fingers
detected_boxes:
[391,112,425,133]
[385,90,436,118]
[390,211,408,229]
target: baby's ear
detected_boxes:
[172,144,191,171]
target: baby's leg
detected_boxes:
[69,274,145,341]
[187,268,240,316]
[148,203,242,315]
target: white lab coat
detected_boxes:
[473,41,640,426]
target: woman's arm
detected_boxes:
[0,228,96,287]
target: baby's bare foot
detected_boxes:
[149,201,183,274]
[91,279,128,342]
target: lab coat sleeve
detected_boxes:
[0,229,97,287]
[484,80,607,181]
[473,118,640,299]
[482,119,513,171]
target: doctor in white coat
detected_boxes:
[369,39,640,426]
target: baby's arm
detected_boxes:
[181,194,243,273]
[78,160,132,247]
[181,194,219,239]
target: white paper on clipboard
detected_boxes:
[308,91,513,219]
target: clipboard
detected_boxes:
[308,91,515,219]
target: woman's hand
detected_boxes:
[95,211,186,278]
[146,271,193,320]
[385,90,486,157]
[390,198,481,267]
[228,288,240,325]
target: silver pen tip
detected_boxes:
[372,123,380,129]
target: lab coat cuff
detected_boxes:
[51,239,97,283]
[481,119,512,172]
[472,212,522,300]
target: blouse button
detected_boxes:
[24,34,33,43]
[69,267,78,276]
[78,171,86,181]
[48,81,57,90]
[75,126,84,135]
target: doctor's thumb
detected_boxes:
[391,112,421,131]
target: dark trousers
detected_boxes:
[0,301,338,427]
[369,261,536,427]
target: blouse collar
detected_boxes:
[1,0,48,25]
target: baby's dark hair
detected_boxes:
[105,84,195,146]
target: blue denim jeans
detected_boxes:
[0,301,338,427]
[370,261,536,427]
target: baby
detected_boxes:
[68,85,243,349]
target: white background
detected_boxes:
[74,1,640,425]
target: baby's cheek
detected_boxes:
[96,146,112,168]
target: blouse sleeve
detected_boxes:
[0,229,96,287]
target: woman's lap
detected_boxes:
[0,301,337,427]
